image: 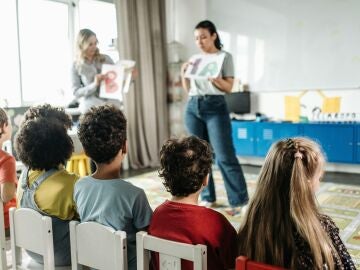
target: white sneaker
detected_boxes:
[225,205,248,216]
[199,201,216,208]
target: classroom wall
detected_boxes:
[166,0,207,58]
[168,0,360,119]
[166,0,360,173]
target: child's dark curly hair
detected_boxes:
[23,104,72,129]
[78,104,127,164]
[15,119,73,170]
[158,136,213,197]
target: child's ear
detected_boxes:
[0,123,5,136]
[202,174,209,187]
[122,140,128,154]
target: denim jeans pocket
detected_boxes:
[201,96,228,113]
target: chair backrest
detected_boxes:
[69,221,127,270]
[0,200,7,270]
[136,231,207,270]
[236,256,286,270]
[9,207,55,270]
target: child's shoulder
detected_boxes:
[202,206,229,222]
[156,200,228,221]
[28,168,78,184]
[49,168,79,185]
[318,213,338,231]
[75,176,144,192]
[60,169,80,181]
[0,149,15,165]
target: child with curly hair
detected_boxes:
[149,136,237,270]
[15,105,78,266]
[237,137,356,269]
[21,103,72,129]
[0,108,17,236]
[74,104,153,270]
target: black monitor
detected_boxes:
[225,92,251,114]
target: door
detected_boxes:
[231,121,256,156]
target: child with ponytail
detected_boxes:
[237,137,355,269]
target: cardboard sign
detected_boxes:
[99,60,135,100]
[184,53,225,79]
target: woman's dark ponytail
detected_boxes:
[195,20,223,50]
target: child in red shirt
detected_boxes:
[0,108,17,235]
[149,136,237,270]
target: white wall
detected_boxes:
[166,1,360,172]
[255,90,360,121]
[166,0,207,59]
[167,0,360,119]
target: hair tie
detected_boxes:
[294,151,303,159]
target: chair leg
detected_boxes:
[70,221,82,270]
[78,160,86,177]
[136,232,149,270]
[10,208,21,269]
[73,161,79,177]
[85,158,91,176]
[0,205,7,270]
[66,160,73,173]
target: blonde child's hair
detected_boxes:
[238,137,337,269]
[75,28,105,72]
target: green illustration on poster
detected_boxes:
[184,53,225,79]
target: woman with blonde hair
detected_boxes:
[237,137,355,269]
[71,28,120,113]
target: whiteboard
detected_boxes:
[207,0,360,91]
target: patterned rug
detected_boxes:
[126,170,360,268]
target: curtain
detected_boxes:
[115,0,169,169]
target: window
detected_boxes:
[79,0,118,62]
[18,0,71,105]
[0,0,21,106]
[0,0,118,107]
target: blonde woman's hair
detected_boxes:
[238,137,337,269]
[0,108,9,139]
[75,28,105,71]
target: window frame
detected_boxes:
[6,0,115,107]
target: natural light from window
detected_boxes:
[0,0,118,107]
[218,30,231,52]
[79,0,119,62]
[0,0,21,107]
[18,0,71,105]
[254,38,264,83]
[236,35,249,84]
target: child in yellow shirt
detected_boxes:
[15,104,78,266]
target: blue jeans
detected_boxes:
[185,95,249,207]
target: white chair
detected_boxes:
[9,207,71,270]
[136,231,207,270]
[70,221,127,270]
[0,200,8,270]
